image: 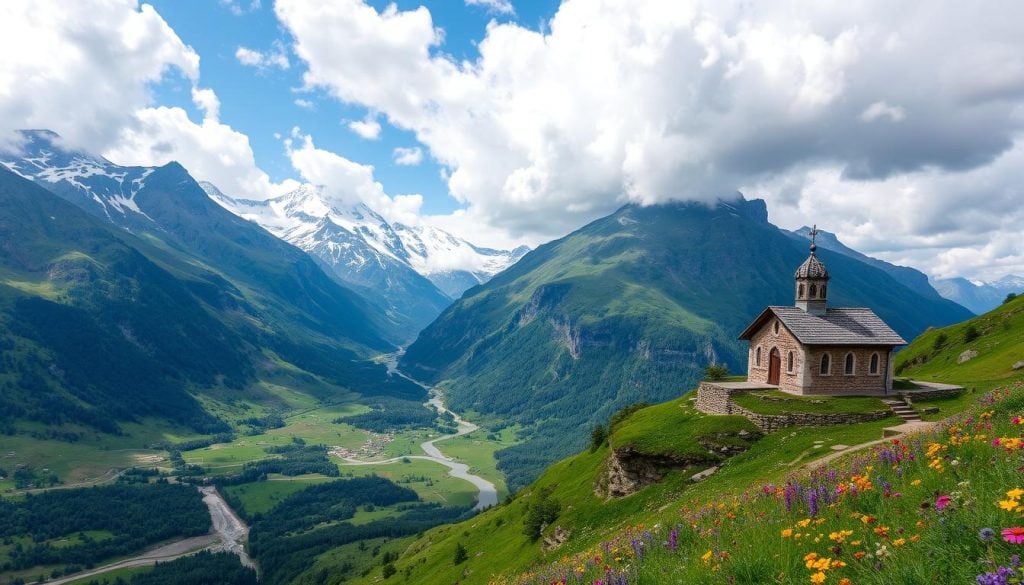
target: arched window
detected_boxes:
[798,284,805,298]
[787,351,794,373]
[820,353,831,375]
[756,346,762,367]
[809,284,818,297]
[869,353,880,375]
[845,353,855,375]
[773,320,780,335]
[820,285,827,298]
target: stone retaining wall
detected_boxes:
[900,387,964,404]
[695,382,891,432]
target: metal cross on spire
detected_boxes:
[808,224,819,252]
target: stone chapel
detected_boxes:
[737,228,906,395]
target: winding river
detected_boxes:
[339,355,499,511]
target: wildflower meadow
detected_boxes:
[499,381,1024,584]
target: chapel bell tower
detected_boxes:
[795,225,829,316]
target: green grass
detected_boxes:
[897,293,1024,387]
[609,396,760,457]
[341,459,477,508]
[731,390,889,415]
[223,476,333,516]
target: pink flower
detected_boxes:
[935,495,952,510]
[1013,416,1023,425]
[1003,527,1024,544]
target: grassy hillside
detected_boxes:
[0,166,421,438]
[896,292,1024,388]
[345,396,904,585]
[402,198,972,489]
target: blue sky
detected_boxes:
[148,0,559,216]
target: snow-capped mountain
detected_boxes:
[393,223,530,299]
[0,130,157,228]
[204,182,529,301]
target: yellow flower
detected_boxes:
[804,552,820,562]
[1008,488,1024,500]
[811,571,827,584]
[893,538,906,547]
[798,519,813,528]
[1000,499,1020,512]
[702,550,713,564]
[911,479,922,486]
[782,529,794,538]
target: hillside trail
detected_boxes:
[336,352,499,511]
[801,421,939,471]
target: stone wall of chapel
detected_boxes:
[804,346,892,394]
[747,318,805,394]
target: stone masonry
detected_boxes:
[694,381,891,432]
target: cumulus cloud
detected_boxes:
[465,0,514,16]
[0,1,199,152]
[294,98,315,110]
[104,88,297,200]
[276,0,1024,277]
[347,114,382,140]
[235,41,290,70]
[393,146,423,166]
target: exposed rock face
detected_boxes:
[959,349,979,363]
[595,432,758,499]
[1013,361,1024,371]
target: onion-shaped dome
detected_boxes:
[795,250,829,279]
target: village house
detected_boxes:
[737,228,906,395]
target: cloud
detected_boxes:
[276,0,1024,276]
[0,1,199,152]
[393,146,423,166]
[235,41,290,70]
[465,0,515,16]
[285,130,423,225]
[221,0,261,16]
[347,114,382,140]
[294,98,315,110]
[104,88,297,200]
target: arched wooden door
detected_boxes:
[768,348,781,385]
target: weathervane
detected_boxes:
[809,224,819,252]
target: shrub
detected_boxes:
[963,325,980,343]
[453,542,468,565]
[704,364,729,381]
[382,563,397,578]
[589,425,608,452]
[932,332,949,351]
[1005,292,1018,305]
[523,490,560,541]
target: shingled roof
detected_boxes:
[738,306,907,346]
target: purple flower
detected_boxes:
[668,528,678,552]
[980,528,997,542]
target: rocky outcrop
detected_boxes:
[542,525,571,551]
[595,430,758,499]
[958,349,978,363]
